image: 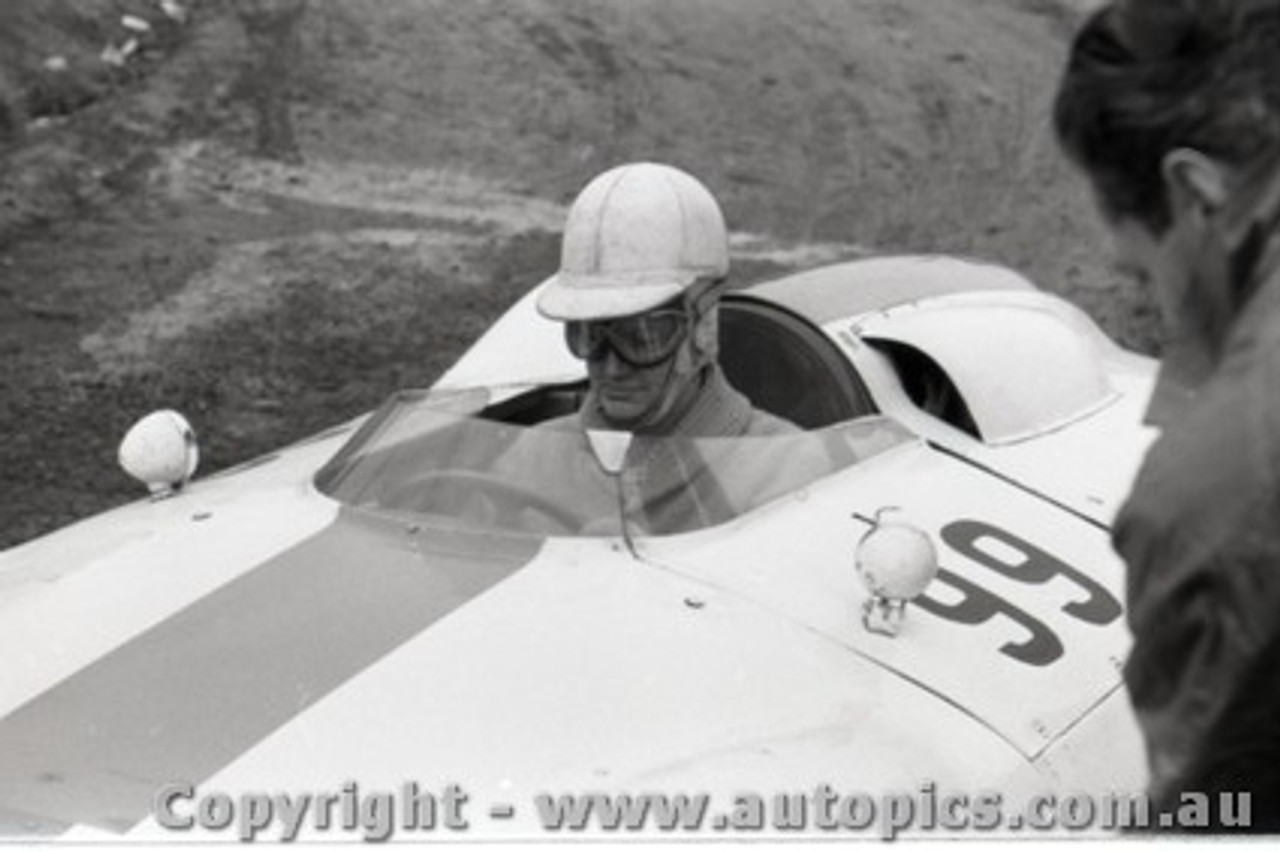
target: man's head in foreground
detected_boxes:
[1053,0,1280,392]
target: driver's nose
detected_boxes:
[598,346,634,378]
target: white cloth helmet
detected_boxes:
[537,162,730,321]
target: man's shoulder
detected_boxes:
[1120,357,1280,551]
[742,406,802,437]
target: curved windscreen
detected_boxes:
[317,390,914,538]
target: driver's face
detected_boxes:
[569,298,703,430]
[587,343,682,427]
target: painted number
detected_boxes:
[941,520,1123,626]
[916,567,1064,666]
[916,519,1122,667]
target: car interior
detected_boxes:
[481,295,978,438]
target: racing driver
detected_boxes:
[536,161,800,438]
[484,162,834,535]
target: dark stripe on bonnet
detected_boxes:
[0,511,540,834]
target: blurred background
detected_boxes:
[0,0,1155,549]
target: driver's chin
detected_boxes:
[598,390,658,429]
[591,358,680,431]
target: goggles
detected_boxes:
[565,307,691,368]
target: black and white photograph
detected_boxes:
[1,0,1277,841]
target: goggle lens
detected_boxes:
[566,309,689,367]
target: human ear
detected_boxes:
[1161,148,1231,220]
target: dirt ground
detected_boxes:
[0,0,1158,550]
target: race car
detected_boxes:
[0,255,1156,840]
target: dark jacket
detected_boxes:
[1113,265,1280,827]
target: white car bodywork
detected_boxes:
[0,255,1156,840]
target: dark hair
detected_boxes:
[1054,0,1280,233]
